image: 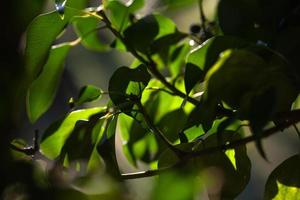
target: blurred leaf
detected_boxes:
[41,107,105,159]
[25,8,80,81]
[104,0,129,31]
[265,154,300,200]
[108,64,151,111]
[27,44,71,123]
[66,0,88,9]
[72,15,109,52]
[158,0,197,9]
[151,171,202,200]
[75,85,103,106]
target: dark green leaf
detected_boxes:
[184,36,248,93]
[97,116,121,179]
[26,44,71,123]
[157,109,187,143]
[123,14,178,53]
[108,64,151,111]
[59,113,105,168]
[264,154,300,200]
[124,15,159,53]
[185,97,218,132]
[184,63,205,94]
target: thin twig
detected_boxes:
[120,110,300,179]
[10,130,40,156]
[145,87,175,95]
[198,0,207,32]
[293,124,300,139]
[135,100,186,156]
[97,10,233,117]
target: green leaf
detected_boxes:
[124,15,159,53]
[158,131,251,199]
[123,14,178,53]
[104,0,129,31]
[108,64,151,110]
[66,0,88,10]
[26,44,71,123]
[75,85,103,106]
[184,63,205,94]
[158,0,197,9]
[264,154,300,200]
[40,107,105,159]
[103,0,144,32]
[184,36,247,94]
[72,15,109,52]
[169,43,191,77]
[197,131,252,199]
[118,96,159,165]
[157,109,187,143]
[185,97,218,132]
[151,171,202,200]
[118,79,195,165]
[97,116,121,179]
[205,49,297,113]
[25,8,80,81]
[59,113,105,169]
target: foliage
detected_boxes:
[3,0,300,199]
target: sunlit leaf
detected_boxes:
[265,154,300,200]
[41,107,105,159]
[158,131,251,199]
[27,44,71,123]
[25,7,80,81]
[72,15,109,52]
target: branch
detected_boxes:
[120,109,300,179]
[198,0,207,32]
[121,167,170,179]
[97,10,233,118]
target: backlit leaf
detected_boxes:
[265,154,300,200]
[27,43,71,123]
